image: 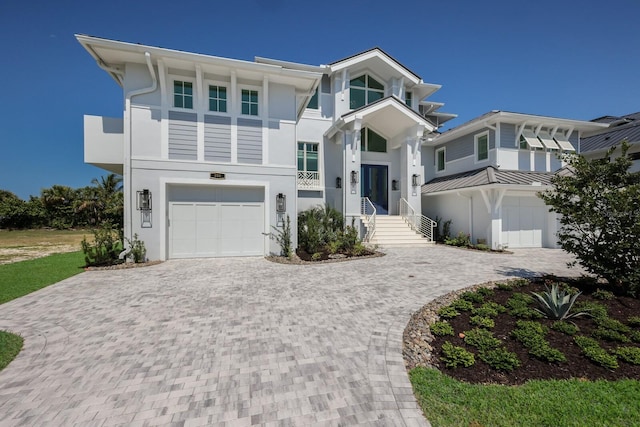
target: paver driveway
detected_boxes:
[0,246,582,427]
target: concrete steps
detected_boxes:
[363,215,434,248]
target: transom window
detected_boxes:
[360,128,387,153]
[519,134,528,149]
[173,81,193,109]
[476,133,489,161]
[436,147,446,172]
[350,74,384,109]
[297,142,318,171]
[208,85,227,113]
[241,89,259,116]
[405,90,413,108]
[307,88,319,110]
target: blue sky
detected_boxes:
[1,0,638,199]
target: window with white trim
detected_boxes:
[297,142,319,172]
[360,127,387,153]
[350,74,384,109]
[208,85,227,113]
[436,147,445,172]
[405,90,413,108]
[173,80,193,109]
[476,132,489,161]
[307,88,319,110]
[241,89,259,116]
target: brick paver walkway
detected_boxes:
[0,247,581,426]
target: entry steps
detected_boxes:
[362,215,435,248]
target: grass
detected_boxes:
[0,251,85,304]
[410,367,640,427]
[0,331,23,371]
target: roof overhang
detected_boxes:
[433,111,610,145]
[422,182,550,197]
[329,48,422,85]
[325,96,436,141]
[76,34,322,119]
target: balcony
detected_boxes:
[297,171,322,190]
[84,115,124,174]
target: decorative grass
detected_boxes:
[0,251,85,304]
[0,331,23,371]
[410,367,640,427]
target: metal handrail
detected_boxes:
[399,198,437,242]
[360,197,377,242]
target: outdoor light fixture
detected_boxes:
[392,179,398,191]
[276,193,286,213]
[412,174,421,187]
[136,189,152,211]
[336,177,342,189]
[350,170,359,184]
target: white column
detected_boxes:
[262,76,269,164]
[195,65,204,162]
[230,72,238,163]
[158,60,168,159]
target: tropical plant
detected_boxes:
[530,283,589,320]
[272,214,292,257]
[127,233,146,263]
[81,222,122,266]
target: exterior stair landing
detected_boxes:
[362,215,434,248]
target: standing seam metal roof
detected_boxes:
[421,166,555,194]
[581,113,640,153]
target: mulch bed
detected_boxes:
[84,260,163,271]
[404,277,640,385]
[266,249,384,265]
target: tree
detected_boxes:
[539,141,640,295]
[0,190,29,229]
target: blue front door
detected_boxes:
[361,164,388,214]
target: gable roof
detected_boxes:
[581,112,640,153]
[329,47,421,81]
[422,166,554,195]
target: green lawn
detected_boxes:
[410,367,640,427]
[0,331,23,371]
[0,251,85,305]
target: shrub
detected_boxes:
[512,321,566,363]
[272,214,292,257]
[469,316,494,329]
[434,217,452,243]
[81,222,122,267]
[460,291,485,303]
[574,301,608,320]
[531,283,589,320]
[495,282,514,291]
[441,341,475,368]
[595,317,631,334]
[476,288,495,297]
[472,302,506,318]
[627,316,640,327]
[510,278,530,288]
[437,306,460,319]
[631,331,640,343]
[297,205,344,254]
[551,321,579,336]
[311,252,323,261]
[127,233,146,263]
[613,347,640,365]
[450,299,474,312]
[445,231,471,247]
[592,289,615,300]
[475,244,490,251]
[463,328,501,351]
[479,348,521,372]
[506,293,542,319]
[592,328,630,343]
[574,336,619,369]
[430,321,455,337]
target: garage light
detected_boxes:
[137,189,152,211]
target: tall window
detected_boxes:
[405,90,413,108]
[307,88,319,110]
[360,128,387,153]
[297,143,318,172]
[436,148,445,172]
[173,81,193,109]
[476,133,489,161]
[241,89,259,116]
[350,74,384,109]
[208,85,227,112]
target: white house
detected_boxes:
[78,34,608,259]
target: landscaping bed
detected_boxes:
[404,276,640,385]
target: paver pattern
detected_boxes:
[0,246,582,426]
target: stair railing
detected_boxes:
[398,198,437,242]
[360,197,377,242]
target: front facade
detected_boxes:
[79,35,611,259]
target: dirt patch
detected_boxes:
[0,244,79,265]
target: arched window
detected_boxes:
[350,74,384,109]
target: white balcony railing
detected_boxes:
[297,171,322,190]
[399,198,436,242]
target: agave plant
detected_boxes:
[531,283,590,320]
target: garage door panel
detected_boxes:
[502,197,546,248]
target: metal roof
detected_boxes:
[422,166,555,194]
[581,112,640,153]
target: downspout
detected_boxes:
[120,52,157,260]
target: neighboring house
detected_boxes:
[421,111,607,249]
[580,112,640,172]
[78,34,610,259]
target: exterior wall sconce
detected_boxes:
[350,170,359,184]
[412,174,421,187]
[276,193,286,213]
[392,180,399,191]
[136,189,152,228]
[336,177,342,189]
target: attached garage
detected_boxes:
[167,185,265,258]
[501,196,548,248]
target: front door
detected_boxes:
[361,164,388,214]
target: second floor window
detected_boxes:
[209,85,227,113]
[307,88,319,110]
[405,91,413,108]
[476,133,489,161]
[350,74,384,109]
[174,81,193,109]
[241,89,259,116]
[297,142,318,172]
[436,148,445,172]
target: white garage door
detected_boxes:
[502,197,547,248]
[169,202,264,258]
